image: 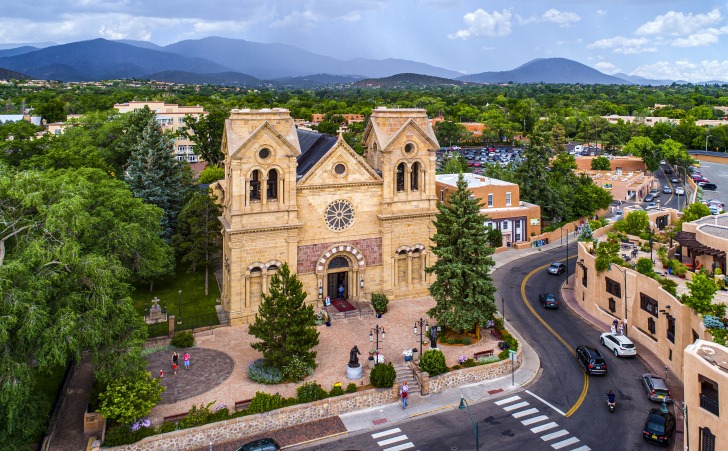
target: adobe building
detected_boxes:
[216,107,439,324]
[435,173,541,246]
[574,157,655,202]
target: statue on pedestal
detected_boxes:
[348,346,361,368]
[429,326,438,348]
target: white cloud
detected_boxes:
[672,32,719,47]
[632,59,728,82]
[542,9,580,27]
[594,61,621,75]
[587,36,656,54]
[596,10,606,17]
[636,9,722,36]
[449,9,512,39]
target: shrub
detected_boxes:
[635,258,654,275]
[179,401,218,429]
[98,373,165,425]
[370,292,390,314]
[498,349,510,360]
[370,362,397,388]
[477,356,501,364]
[248,359,284,384]
[420,349,447,376]
[157,422,178,434]
[282,355,311,382]
[329,384,345,397]
[297,382,329,403]
[140,344,174,357]
[462,358,477,368]
[462,337,472,345]
[171,331,195,348]
[346,383,358,394]
[451,364,461,370]
[246,391,287,414]
[103,424,157,447]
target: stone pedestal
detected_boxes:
[146,297,166,324]
[346,364,363,380]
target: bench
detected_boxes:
[473,349,494,360]
[490,328,503,341]
[235,398,252,412]
[163,412,188,423]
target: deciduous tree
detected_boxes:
[180,106,227,166]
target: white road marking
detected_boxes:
[531,422,559,433]
[377,435,408,446]
[540,430,569,441]
[503,401,530,411]
[372,428,401,438]
[495,395,521,405]
[521,415,549,425]
[551,437,580,449]
[526,390,567,416]
[383,443,415,451]
[512,408,539,418]
[569,446,591,451]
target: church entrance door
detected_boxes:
[326,256,351,300]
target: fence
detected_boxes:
[146,313,222,338]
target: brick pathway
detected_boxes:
[145,348,235,405]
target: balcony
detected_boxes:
[700,394,720,416]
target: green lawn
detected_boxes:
[131,264,221,337]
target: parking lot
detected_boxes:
[690,160,728,208]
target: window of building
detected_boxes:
[582,267,588,287]
[187,155,197,163]
[608,297,616,313]
[178,117,184,123]
[667,316,675,343]
[267,169,278,200]
[648,317,656,334]
[411,162,420,191]
[700,375,720,416]
[605,277,621,297]
[334,163,346,175]
[404,143,415,154]
[700,427,716,451]
[640,293,659,318]
[502,221,510,231]
[396,163,405,192]
[440,190,444,202]
[506,192,512,206]
[250,170,262,201]
[176,155,186,162]
[487,194,493,207]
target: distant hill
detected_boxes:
[0,67,30,80]
[459,58,629,85]
[115,39,164,51]
[613,73,675,86]
[161,36,462,80]
[0,46,39,58]
[353,73,465,88]
[0,39,232,81]
[275,73,365,88]
[145,70,262,86]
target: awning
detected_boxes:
[674,231,726,258]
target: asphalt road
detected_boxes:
[300,246,663,451]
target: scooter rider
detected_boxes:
[607,390,615,403]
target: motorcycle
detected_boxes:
[606,392,616,413]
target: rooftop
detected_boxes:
[436,173,515,188]
[688,340,728,374]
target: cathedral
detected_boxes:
[216,107,439,324]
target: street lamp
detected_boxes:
[676,402,690,451]
[413,318,429,358]
[608,264,628,336]
[459,396,479,451]
[369,324,385,365]
[706,135,711,153]
[177,289,182,324]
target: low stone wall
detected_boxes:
[104,387,395,450]
[428,347,522,394]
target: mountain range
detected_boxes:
[0,37,722,86]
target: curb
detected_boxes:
[283,430,349,450]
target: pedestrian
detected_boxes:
[183,352,190,370]
[325,295,331,306]
[400,381,409,409]
[172,362,178,375]
[619,322,625,335]
[612,319,618,331]
[172,351,179,369]
[159,369,164,379]
[338,284,344,299]
[610,324,617,335]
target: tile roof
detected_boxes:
[296,129,338,178]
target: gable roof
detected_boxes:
[296,129,338,177]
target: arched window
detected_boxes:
[250,170,262,201]
[267,169,278,200]
[396,163,405,192]
[328,256,350,269]
[410,162,420,191]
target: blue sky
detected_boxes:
[2,1,728,82]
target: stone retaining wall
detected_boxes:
[428,347,522,394]
[104,387,396,450]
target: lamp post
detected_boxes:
[649,228,654,263]
[501,297,505,321]
[706,135,711,153]
[677,402,690,451]
[459,396,479,451]
[608,264,628,336]
[414,318,429,358]
[369,325,385,365]
[177,289,182,325]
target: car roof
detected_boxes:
[550,262,564,266]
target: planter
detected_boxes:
[326,321,331,327]
[367,357,375,369]
[679,274,686,279]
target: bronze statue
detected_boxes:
[429,326,438,348]
[348,345,361,367]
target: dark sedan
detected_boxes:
[538,293,559,309]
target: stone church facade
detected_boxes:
[216,107,440,325]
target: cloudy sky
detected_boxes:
[2,0,728,82]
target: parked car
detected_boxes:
[663,186,672,194]
[641,373,672,403]
[644,194,655,202]
[709,205,721,215]
[645,202,658,210]
[675,187,685,195]
[670,176,679,183]
[600,332,636,357]
[642,408,675,446]
[650,189,660,198]
[575,346,607,375]
[707,200,724,208]
[237,438,281,451]
[547,262,566,275]
[664,167,673,174]
[538,293,559,309]
[702,183,718,191]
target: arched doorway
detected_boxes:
[326,256,351,300]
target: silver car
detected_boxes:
[641,373,672,403]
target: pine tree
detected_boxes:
[125,117,189,241]
[578,221,594,242]
[172,190,222,295]
[426,173,497,332]
[249,263,320,377]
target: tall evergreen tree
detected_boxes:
[125,117,189,241]
[515,137,560,220]
[172,191,222,295]
[426,173,497,332]
[248,263,319,377]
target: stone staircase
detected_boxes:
[392,360,420,394]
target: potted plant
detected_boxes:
[403,349,413,362]
[370,292,389,318]
[674,262,688,278]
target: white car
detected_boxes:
[645,202,658,210]
[600,332,637,357]
[709,206,721,215]
[675,187,685,195]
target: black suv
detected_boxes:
[642,408,675,446]
[575,345,607,375]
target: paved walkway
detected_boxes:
[44,354,94,451]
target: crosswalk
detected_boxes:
[371,427,415,451]
[494,395,590,450]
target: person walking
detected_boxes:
[338,284,344,299]
[619,322,625,335]
[183,352,191,370]
[172,351,179,369]
[172,362,178,375]
[400,381,409,409]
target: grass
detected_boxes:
[131,263,221,337]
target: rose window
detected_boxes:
[325,199,355,231]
